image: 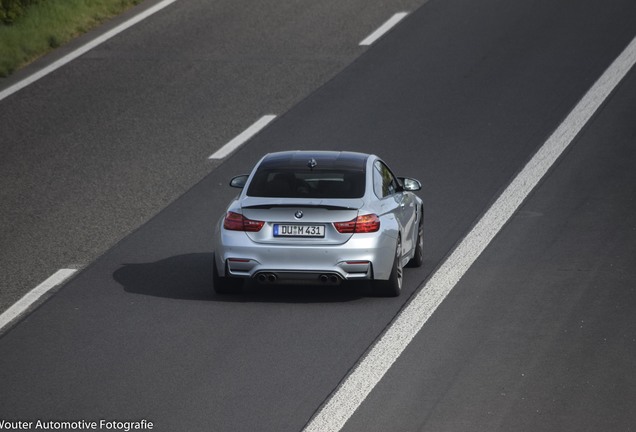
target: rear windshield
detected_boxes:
[246,169,366,198]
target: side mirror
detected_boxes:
[399,177,422,192]
[229,174,249,188]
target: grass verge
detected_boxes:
[0,0,143,77]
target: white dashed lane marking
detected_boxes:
[0,269,77,333]
[208,115,277,160]
[359,12,409,46]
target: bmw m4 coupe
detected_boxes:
[213,151,424,296]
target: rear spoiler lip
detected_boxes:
[242,204,359,210]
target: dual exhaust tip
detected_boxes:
[319,274,339,284]
[256,273,278,283]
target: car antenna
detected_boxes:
[307,158,317,170]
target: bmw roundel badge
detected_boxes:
[294,210,303,219]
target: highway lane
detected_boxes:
[1,0,636,431]
[0,0,427,314]
[341,66,636,432]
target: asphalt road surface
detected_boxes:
[0,0,427,313]
[1,0,635,431]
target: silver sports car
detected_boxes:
[213,151,424,296]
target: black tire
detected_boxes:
[407,208,424,268]
[374,237,403,297]
[212,257,243,295]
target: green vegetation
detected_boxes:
[0,0,142,77]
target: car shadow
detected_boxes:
[113,253,365,303]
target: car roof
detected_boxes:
[258,151,371,171]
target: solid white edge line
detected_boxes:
[359,12,409,46]
[0,269,77,332]
[303,35,636,432]
[0,0,178,102]
[208,115,277,159]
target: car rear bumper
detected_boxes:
[214,228,397,282]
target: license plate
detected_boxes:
[273,224,325,237]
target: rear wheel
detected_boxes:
[374,237,403,297]
[212,256,243,295]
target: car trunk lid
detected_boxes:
[240,197,363,245]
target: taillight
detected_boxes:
[223,211,264,232]
[334,214,380,233]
